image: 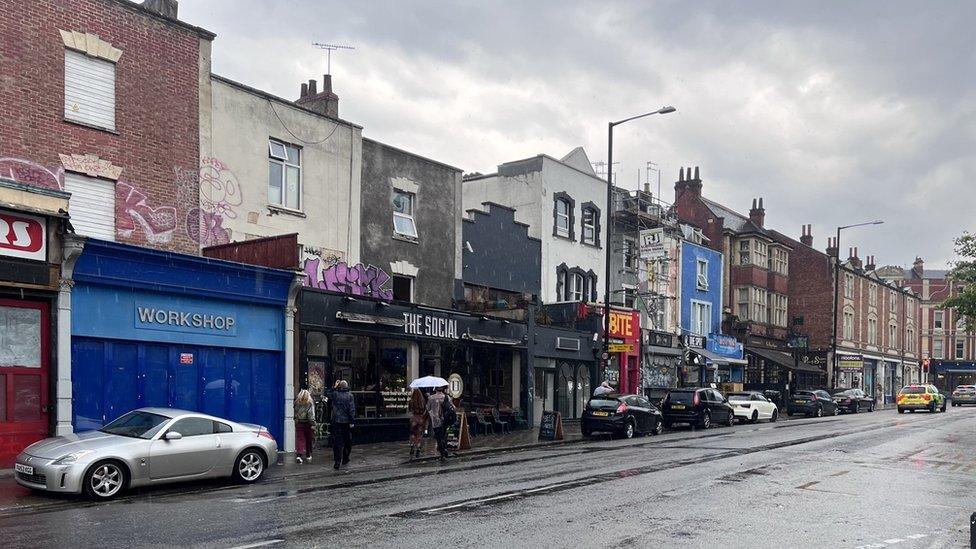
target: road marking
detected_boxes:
[796,481,820,489]
[829,469,850,477]
[228,540,283,549]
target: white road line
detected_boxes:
[228,539,284,549]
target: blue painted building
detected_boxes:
[679,240,744,385]
[69,239,294,444]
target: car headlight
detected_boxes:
[52,449,95,465]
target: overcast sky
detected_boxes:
[179,1,975,269]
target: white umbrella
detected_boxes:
[410,375,449,389]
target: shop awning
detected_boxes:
[747,347,824,375]
[335,311,406,326]
[692,348,747,366]
[462,330,522,346]
[644,345,683,357]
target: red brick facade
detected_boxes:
[0,0,212,253]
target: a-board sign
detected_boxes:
[538,410,564,441]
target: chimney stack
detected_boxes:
[848,247,863,271]
[674,165,703,200]
[865,255,876,271]
[748,197,765,227]
[912,256,924,278]
[800,224,813,246]
[296,74,339,118]
[826,237,838,258]
[142,0,178,19]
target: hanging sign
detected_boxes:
[639,228,668,259]
[447,373,464,399]
[179,353,194,365]
[608,343,634,353]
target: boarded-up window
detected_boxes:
[64,50,116,130]
[64,173,115,240]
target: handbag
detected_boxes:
[442,398,457,427]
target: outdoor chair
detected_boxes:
[491,408,511,434]
[512,408,529,430]
[474,409,494,435]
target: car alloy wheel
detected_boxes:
[833,406,840,416]
[701,412,711,429]
[727,411,735,426]
[816,406,823,418]
[85,461,126,500]
[653,419,664,436]
[624,421,635,439]
[236,450,265,483]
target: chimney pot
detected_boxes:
[694,166,700,179]
[758,197,764,210]
[308,79,318,95]
[322,74,333,93]
[679,167,685,181]
[300,82,308,98]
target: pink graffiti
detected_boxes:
[0,158,63,190]
[116,182,177,244]
[181,157,241,246]
[304,259,393,300]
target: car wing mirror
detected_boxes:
[164,431,183,441]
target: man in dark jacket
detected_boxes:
[328,380,356,469]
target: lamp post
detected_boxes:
[830,220,884,388]
[603,106,676,390]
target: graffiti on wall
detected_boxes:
[0,158,63,191]
[180,157,242,247]
[302,247,393,300]
[116,182,178,244]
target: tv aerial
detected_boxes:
[312,42,355,74]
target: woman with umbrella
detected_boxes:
[411,376,454,461]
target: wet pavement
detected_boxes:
[2,407,974,548]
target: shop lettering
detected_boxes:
[609,312,634,338]
[0,211,45,261]
[137,307,236,331]
[402,313,459,339]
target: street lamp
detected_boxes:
[603,106,676,389]
[830,220,884,388]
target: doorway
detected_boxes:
[0,300,50,466]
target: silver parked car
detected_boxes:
[14,408,278,500]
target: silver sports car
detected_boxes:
[14,407,278,500]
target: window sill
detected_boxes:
[267,204,306,218]
[393,233,419,244]
[552,233,575,242]
[63,117,119,135]
[581,241,602,249]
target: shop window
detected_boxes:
[420,342,441,378]
[393,190,418,238]
[268,138,301,210]
[392,275,413,302]
[0,305,42,367]
[306,331,328,356]
[378,339,410,417]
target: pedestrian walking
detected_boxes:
[294,389,316,463]
[426,385,456,461]
[408,388,428,459]
[328,379,356,470]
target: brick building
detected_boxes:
[0,0,213,253]
[880,259,970,392]
[785,230,921,402]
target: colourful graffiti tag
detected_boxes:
[181,157,242,247]
[116,181,178,244]
[0,158,63,191]
[303,258,394,300]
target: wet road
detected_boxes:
[3,406,975,548]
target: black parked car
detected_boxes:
[787,389,839,417]
[662,388,735,429]
[581,394,664,439]
[644,387,671,409]
[831,388,875,413]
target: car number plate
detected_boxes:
[671,404,685,410]
[593,411,609,416]
[794,400,805,403]
[15,463,33,475]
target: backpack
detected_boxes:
[442,398,457,427]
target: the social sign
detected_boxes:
[0,210,46,262]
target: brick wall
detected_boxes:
[0,0,210,253]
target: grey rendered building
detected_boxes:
[359,138,462,308]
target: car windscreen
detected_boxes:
[588,398,620,408]
[667,391,696,403]
[833,390,856,396]
[953,387,976,393]
[728,394,751,401]
[900,387,926,394]
[100,411,171,439]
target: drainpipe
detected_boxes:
[283,273,304,455]
[57,234,86,436]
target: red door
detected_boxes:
[0,299,50,467]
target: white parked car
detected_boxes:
[727,391,779,423]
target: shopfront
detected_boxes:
[641,329,682,389]
[69,239,293,444]
[0,183,68,466]
[706,334,746,384]
[836,353,864,389]
[931,361,976,394]
[299,289,527,443]
[594,306,640,394]
[531,325,599,424]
